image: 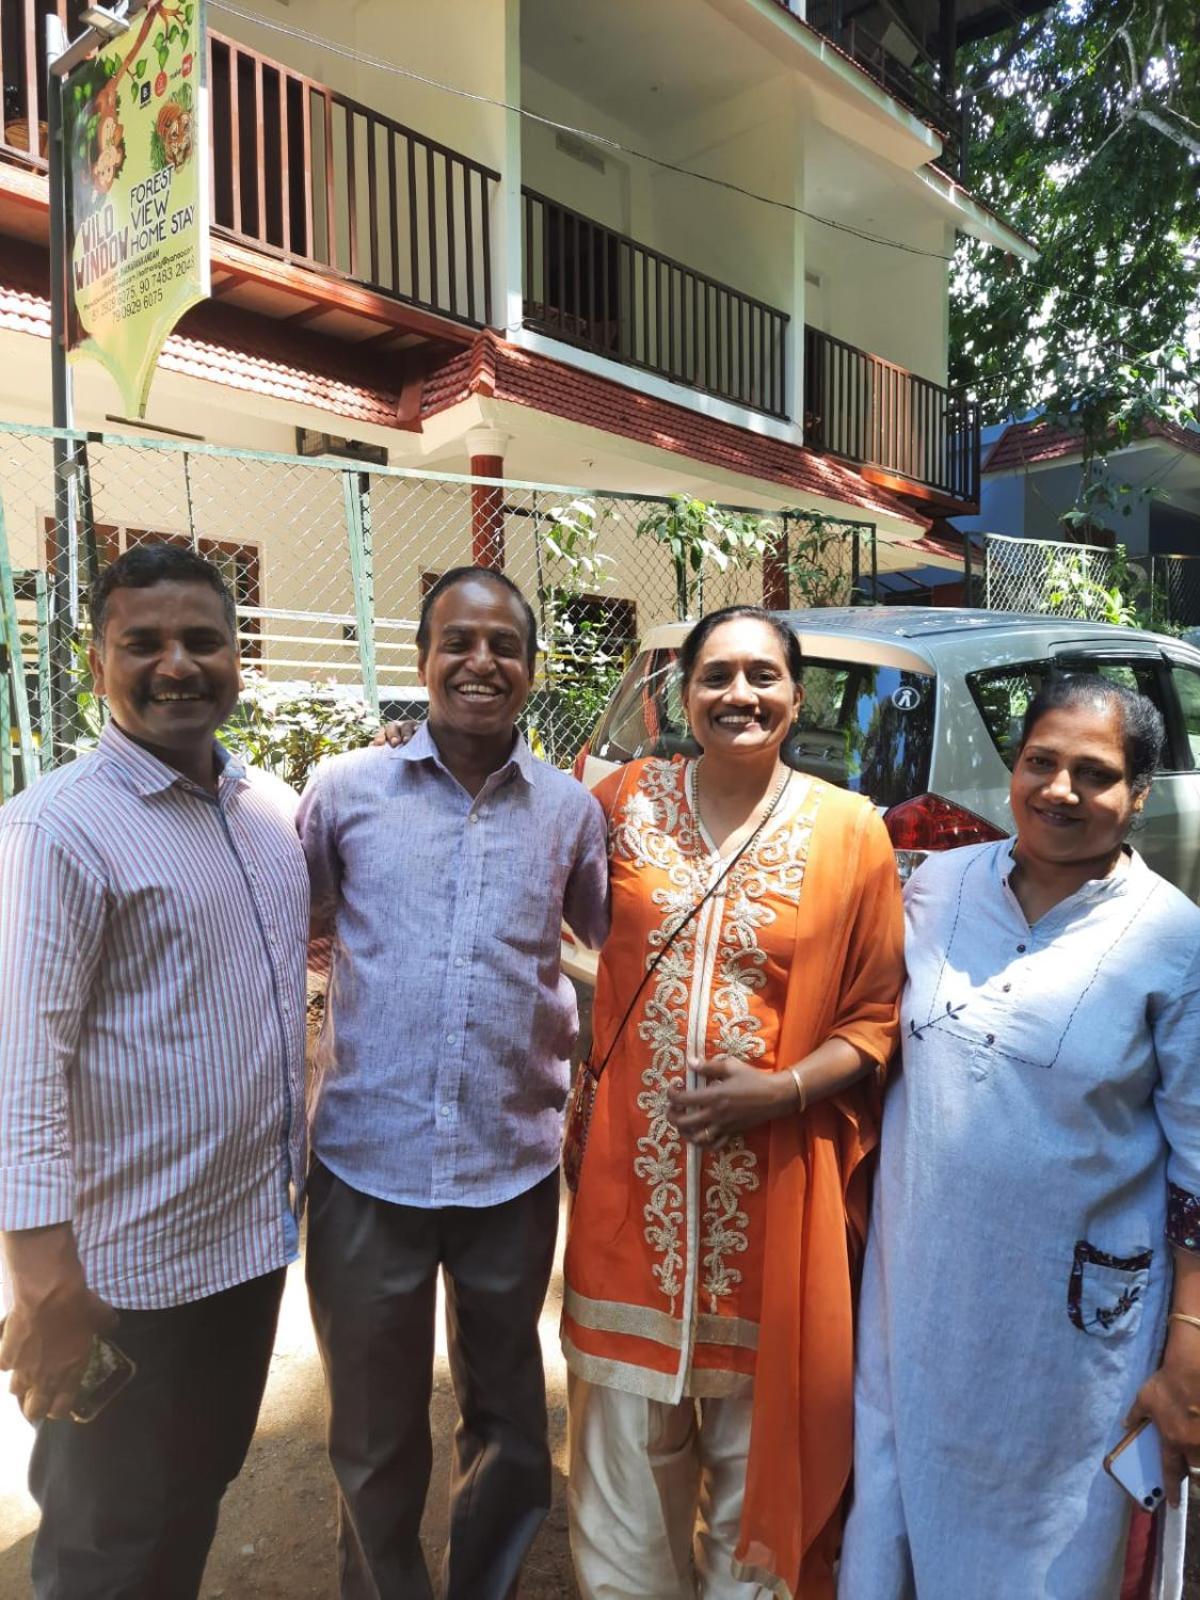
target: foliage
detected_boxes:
[1041,547,1141,626]
[781,512,866,609]
[636,495,772,619]
[952,0,1200,427]
[539,499,614,593]
[534,499,623,765]
[222,674,377,790]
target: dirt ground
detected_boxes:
[0,975,1195,1598]
[3,1220,1200,1599]
[0,1210,581,1600]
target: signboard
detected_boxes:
[65,0,208,417]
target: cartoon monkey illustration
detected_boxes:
[91,113,126,194]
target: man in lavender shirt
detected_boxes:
[297,566,609,1599]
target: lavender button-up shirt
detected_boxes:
[0,722,309,1310]
[298,724,609,1208]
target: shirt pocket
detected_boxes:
[1067,1240,1153,1338]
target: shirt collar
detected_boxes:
[997,835,1140,904]
[392,721,537,786]
[97,719,242,799]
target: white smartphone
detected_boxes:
[1104,1419,1167,1512]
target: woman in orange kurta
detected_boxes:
[562,606,904,1600]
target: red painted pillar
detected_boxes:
[762,543,789,610]
[470,454,505,569]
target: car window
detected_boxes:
[1168,662,1200,769]
[968,656,1173,770]
[591,647,935,807]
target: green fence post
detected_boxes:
[343,469,379,719]
[0,496,40,799]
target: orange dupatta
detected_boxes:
[732,789,904,1598]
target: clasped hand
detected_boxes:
[0,1280,117,1423]
[667,1053,795,1147]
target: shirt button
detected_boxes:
[1002,983,1012,994]
[1016,944,1027,953]
[454,957,465,969]
[469,814,480,825]
[440,1104,452,1117]
[985,1033,995,1045]
[446,1032,456,1044]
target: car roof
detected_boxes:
[635,606,1200,664]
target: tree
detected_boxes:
[952,0,1200,427]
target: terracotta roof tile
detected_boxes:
[422,331,927,527]
[0,280,400,429]
[983,416,1200,474]
[0,277,925,524]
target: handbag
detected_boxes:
[562,766,792,1193]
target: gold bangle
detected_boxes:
[788,1066,807,1115]
[1170,1313,1200,1332]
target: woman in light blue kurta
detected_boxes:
[840,676,1200,1600]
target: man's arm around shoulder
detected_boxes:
[563,786,610,951]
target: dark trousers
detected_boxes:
[305,1160,560,1600]
[28,1267,285,1600]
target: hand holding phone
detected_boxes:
[69,1335,137,1423]
[1104,1419,1167,1512]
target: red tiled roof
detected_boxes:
[0,277,924,524]
[0,279,402,429]
[983,416,1200,474]
[421,330,927,527]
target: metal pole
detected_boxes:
[963,527,973,604]
[343,469,379,719]
[46,14,78,765]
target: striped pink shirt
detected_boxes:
[0,722,309,1310]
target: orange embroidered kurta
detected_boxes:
[562,757,904,1600]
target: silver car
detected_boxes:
[562,606,1200,984]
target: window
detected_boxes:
[1168,662,1200,769]
[47,521,262,659]
[968,656,1173,770]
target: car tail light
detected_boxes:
[882,793,1006,881]
[572,741,591,783]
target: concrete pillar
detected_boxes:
[467,425,511,569]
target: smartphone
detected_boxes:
[1104,1419,1167,1512]
[69,1335,136,1423]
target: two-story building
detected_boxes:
[0,0,1039,670]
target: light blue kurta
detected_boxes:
[840,841,1200,1600]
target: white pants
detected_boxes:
[567,1375,773,1599]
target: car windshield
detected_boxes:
[591,646,934,808]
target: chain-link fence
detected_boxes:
[983,533,1121,620]
[981,532,1200,630]
[0,423,882,797]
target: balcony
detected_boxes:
[802,2,967,178]
[0,3,498,332]
[804,325,980,506]
[208,34,498,329]
[521,188,790,421]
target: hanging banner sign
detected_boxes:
[65,0,208,417]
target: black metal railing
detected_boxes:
[804,325,980,504]
[208,33,498,327]
[522,188,789,420]
[800,2,969,179]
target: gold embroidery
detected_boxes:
[701,1138,758,1310]
[613,762,823,1321]
[697,785,822,1306]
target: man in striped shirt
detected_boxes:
[0,544,309,1599]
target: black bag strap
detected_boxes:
[586,766,792,1085]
